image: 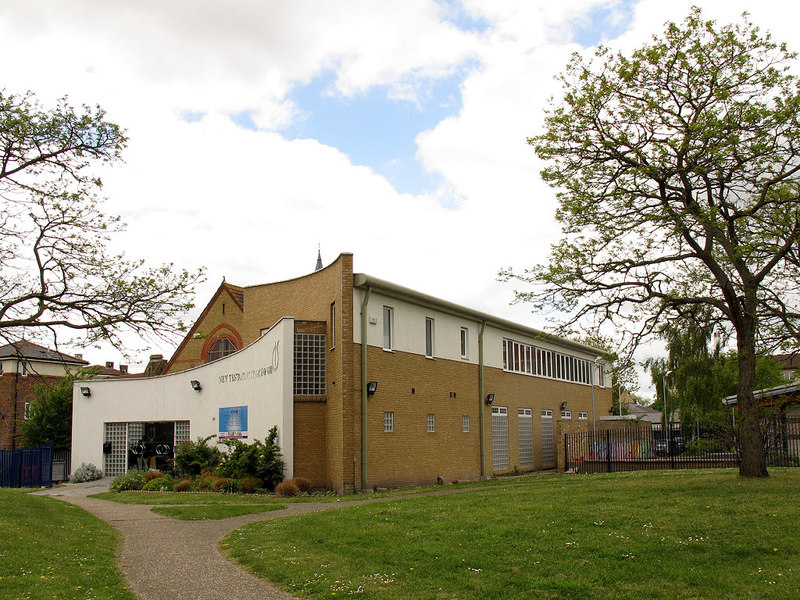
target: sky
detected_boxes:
[2,0,798,397]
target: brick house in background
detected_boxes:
[72,253,612,491]
[0,340,88,450]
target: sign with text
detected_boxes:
[219,406,248,439]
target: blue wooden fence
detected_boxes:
[0,442,53,488]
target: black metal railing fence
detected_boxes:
[565,417,800,473]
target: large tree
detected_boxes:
[506,9,800,477]
[0,90,203,350]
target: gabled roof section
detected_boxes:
[164,280,244,372]
[0,340,89,365]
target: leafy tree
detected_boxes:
[505,9,800,477]
[0,89,204,350]
[21,371,96,450]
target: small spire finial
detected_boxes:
[315,245,323,271]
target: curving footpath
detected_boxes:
[34,480,368,600]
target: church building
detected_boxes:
[72,252,611,491]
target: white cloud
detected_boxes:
[2,0,798,389]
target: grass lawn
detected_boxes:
[0,489,136,600]
[223,469,799,599]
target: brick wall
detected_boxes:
[0,373,62,450]
[353,343,613,489]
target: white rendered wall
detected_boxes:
[72,318,295,477]
[352,288,607,385]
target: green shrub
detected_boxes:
[217,478,242,494]
[142,470,167,482]
[69,463,103,483]
[189,470,220,492]
[291,477,312,493]
[275,480,299,497]
[173,479,192,492]
[142,476,174,492]
[218,426,285,490]
[174,435,223,476]
[239,476,264,494]
[110,468,147,492]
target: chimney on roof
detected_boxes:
[75,353,83,360]
[315,246,323,271]
[120,365,128,374]
[106,361,114,368]
[144,354,167,377]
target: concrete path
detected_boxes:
[34,480,361,600]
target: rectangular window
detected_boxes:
[427,413,436,433]
[384,411,394,432]
[460,327,469,359]
[24,402,31,420]
[597,363,605,387]
[330,302,336,349]
[578,411,588,420]
[383,306,393,350]
[463,415,470,432]
[541,410,554,467]
[293,333,327,395]
[492,406,509,469]
[425,317,435,358]
[518,408,533,467]
[561,410,572,419]
[21,362,28,377]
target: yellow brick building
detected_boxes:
[165,252,612,492]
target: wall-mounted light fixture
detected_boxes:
[486,393,495,405]
[190,380,202,391]
[560,401,568,411]
[366,381,378,397]
[80,387,91,397]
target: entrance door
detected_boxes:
[129,422,175,471]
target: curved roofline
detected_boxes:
[244,252,353,290]
[353,273,606,357]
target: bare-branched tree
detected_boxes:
[0,90,204,351]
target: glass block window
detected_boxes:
[104,422,128,477]
[174,421,191,447]
[384,412,394,432]
[541,410,554,467]
[294,333,326,395]
[492,406,509,470]
[427,413,436,432]
[462,415,470,432]
[518,408,533,467]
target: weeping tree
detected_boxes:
[505,9,800,477]
[0,89,204,351]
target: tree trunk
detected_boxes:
[736,324,768,478]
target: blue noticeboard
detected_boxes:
[219,406,248,439]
